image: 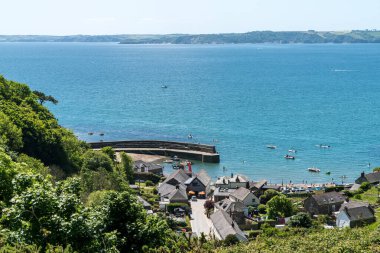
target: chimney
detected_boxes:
[176,184,179,189]
[231,173,234,178]
[361,171,365,178]
[231,221,235,228]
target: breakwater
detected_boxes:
[88,140,220,163]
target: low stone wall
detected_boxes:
[89,140,220,163]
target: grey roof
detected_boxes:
[215,198,245,213]
[250,179,267,189]
[311,192,346,205]
[349,184,361,192]
[168,187,188,202]
[364,172,380,184]
[184,170,211,187]
[229,175,248,183]
[158,183,186,197]
[230,187,251,201]
[197,170,211,186]
[137,196,151,208]
[162,169,190,186]
[214,187,236,196]
[215,175,248,185]
[340,201,375,221]
[210,210,247,241]
[134,160,163,173]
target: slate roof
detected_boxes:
[311,192,346,205]
[214,187,236,197]
[162,169,190,186]
[184,170,211,186]
[167,187,188,202]
[210,210,247,241]
[363,172,380,184]
[158,183,186,197]
[137,196,151,209]
[250,179,268,189]
[229,175,248,183]
[340,201,375,221]
[134,160,163,173]
[214,198,245,213]
[197,170,211,186]
[230,187,251,202]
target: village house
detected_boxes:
[336,201,376,228]
[215,174,249,189]
[229,187,260,207]
[158,170,190,209]
[134,160,163,175]
[213,187,237,202]
[249,179,268,196]
[355,171,380,185]
[304,191,346,215]
[210,210,248,242]
[184,170,211,197]
[214,198,246,224]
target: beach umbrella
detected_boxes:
[199,191,206,195]
[188,191,195,195]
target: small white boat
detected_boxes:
[163,159,173,163]
[161,85,168,88]
[288,149,297,153]
[308,167,321,173]
[266,145,277,149]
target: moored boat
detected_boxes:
[308,167,321,173]
[266,145,277,149]
[284,154,295,160]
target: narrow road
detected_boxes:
[190,199,214,237]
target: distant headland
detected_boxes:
[1,30,380,44]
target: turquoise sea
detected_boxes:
[1,42,380,184]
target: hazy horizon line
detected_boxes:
[1,29,378,37]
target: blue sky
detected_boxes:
[2,0,380,35]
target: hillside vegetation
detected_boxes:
[1,30,380,44]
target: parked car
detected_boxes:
[191,196,197,202]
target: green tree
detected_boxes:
[119,152,135,183]
[81,150,113,172]
[0,112,23,151]
[360,182,372,191]
[259,189,280,204]
[32,90,58,105]
[288,212,313,228]
[101,146,116,162]
[373,167,380,172]
[267,195,294,219]
[223,234,239,246]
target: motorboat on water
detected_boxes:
[288,149,297,153]
[161,85,168,88]
[308,167,321,173]
[284,154,295,160]
[266,145,277,149]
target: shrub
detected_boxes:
[260,189,280,204]
[248,230,262,238]
[258,204,267,214]
[223,234,239,246]
[360,182,372,191]
[373,167,380,172]
[134,172,161,184]
[288,212,313,228]
[145,180,154,186]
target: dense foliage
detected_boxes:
[0,76,87,172]
[0,77,187,253]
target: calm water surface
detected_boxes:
[1,42,380,183]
